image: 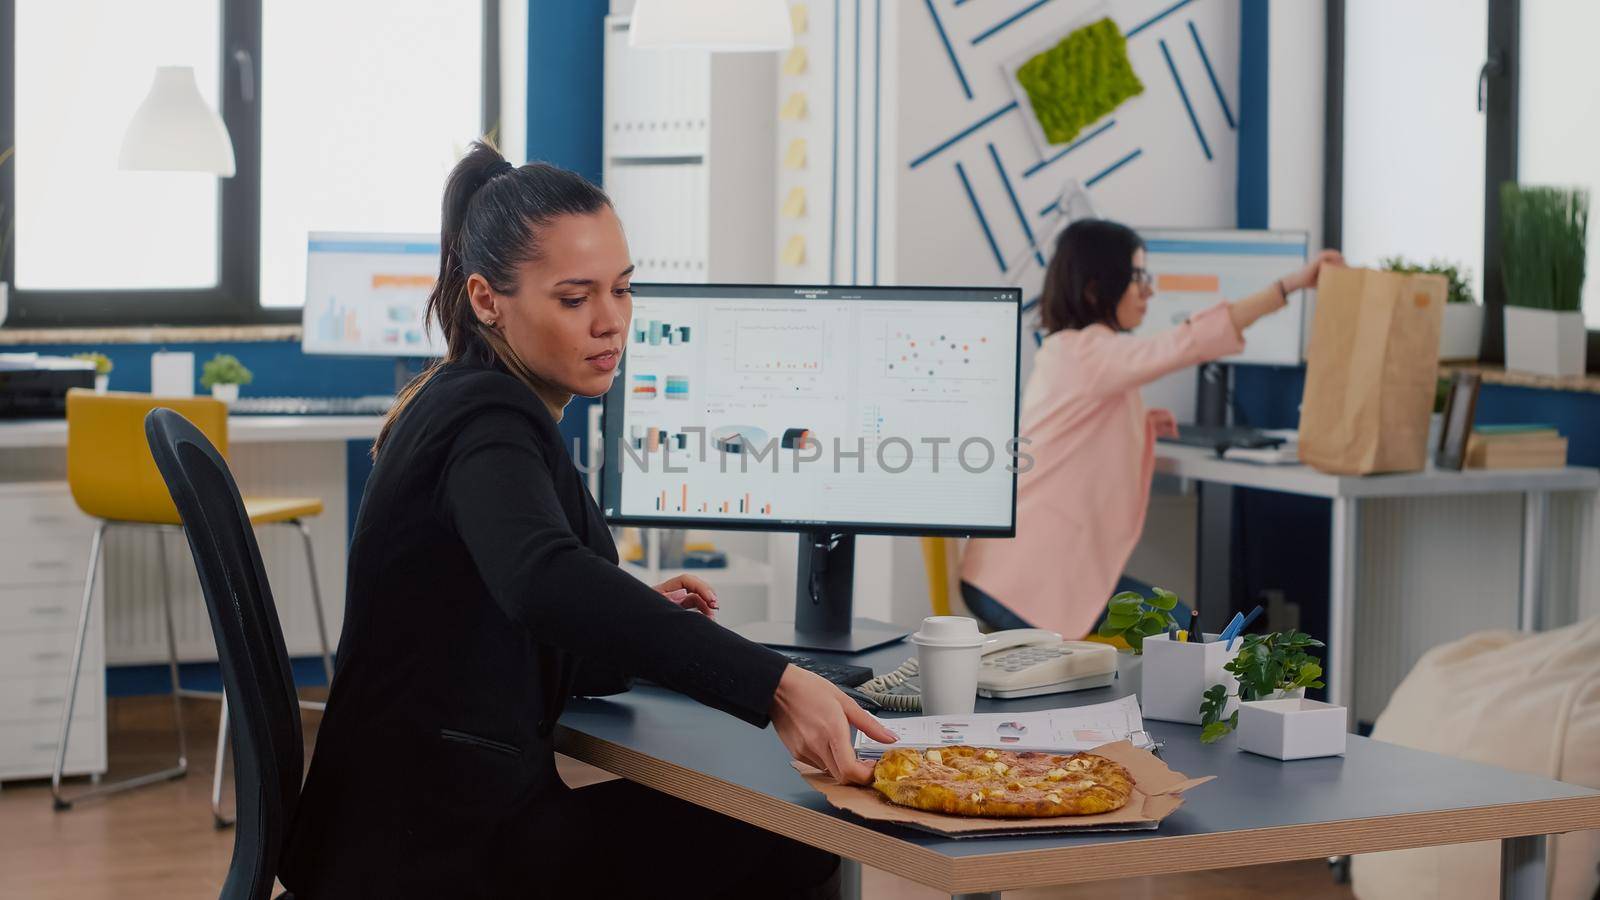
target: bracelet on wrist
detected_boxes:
[1275,279,1290,304]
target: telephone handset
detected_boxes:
[852,629,1118,711]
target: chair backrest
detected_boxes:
[144,408,302,900]
[67,390,229,524]
[921,536,967,618]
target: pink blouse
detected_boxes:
[960,302,1245,638]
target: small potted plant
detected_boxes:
[72,352,113,393]
[1198,631,1344,759]
[200,353,253,403]
[1097,587,1183,653]
[1500,183,1589,378]
[1382,256,1480,361]
[0,144,11,325]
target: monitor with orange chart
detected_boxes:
[1134,229,1310,366]
[300,232,445,358]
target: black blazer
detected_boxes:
[280,361,788,898]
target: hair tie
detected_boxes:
[488,159,516,179]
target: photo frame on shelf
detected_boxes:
[1434,371,1481,471]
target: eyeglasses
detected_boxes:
[1131,267,1155,289]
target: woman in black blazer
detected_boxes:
[279,142,896,899]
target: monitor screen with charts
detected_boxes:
[1134,229,1310,366]
[600,284,1022,537]
[301,232,445,358]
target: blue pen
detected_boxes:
[1226,606,1265,650]
[1217,612,1245,648]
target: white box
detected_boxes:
[1438,303,1484,361]
[1237,698,1348,760]
[150,352,195,397]
[1504,306,1587,378]
[1140,633,1238,724]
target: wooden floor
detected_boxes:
[0,695,1355,899]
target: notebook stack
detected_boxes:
[1464,425,1568,470]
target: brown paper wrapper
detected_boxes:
[801,740,1213,838]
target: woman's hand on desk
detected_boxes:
[771,665,898,785]
[1148,408,1179,439]
[654,574,719,618]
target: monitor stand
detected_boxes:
[734,531,910,654]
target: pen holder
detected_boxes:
[1140,633,1239,724]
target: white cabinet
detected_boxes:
[0,483,105,783]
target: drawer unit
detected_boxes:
[0,717,103,781]
[0,482,106,782]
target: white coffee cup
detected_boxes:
[912,616,984,716]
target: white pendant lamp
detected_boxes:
[118,66,236,177]
[629,0,794,52]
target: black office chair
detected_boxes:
[145,408,302,900]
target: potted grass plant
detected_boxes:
[1500,184,1589,378]
[0,144,11,326]
[1382,257,1480,361]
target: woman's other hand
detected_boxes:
[770,665,898,785]
[1285,249,1347,293]
[1148,408,1179,439]
[654,573,718,618]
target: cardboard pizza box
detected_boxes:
[801,740,1213,838]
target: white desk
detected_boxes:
[1155,445,1600,716]
[0,415,383,449]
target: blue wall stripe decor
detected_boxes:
[1085,147,1144,187]
[527,0,607,183]
[1159,38,1213,161]
[1021,119,1116,179]
[922,0,974,101]
[908,100,1019,169]
[1188,21,1236,130]
[954,161,1006,273]
[1236,0,1269,227]
[987,143,1046,268]
[1124,0,1198,39]
[971,0,1058,47]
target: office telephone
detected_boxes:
[851,629,1118,711]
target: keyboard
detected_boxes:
[229,395,395,416]
[784,654,874,689]
[1159,424,1285,455]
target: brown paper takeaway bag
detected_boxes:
[1298,267,1446,475]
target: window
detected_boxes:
[0,0,509,326]
[1327,0,1600,370]
[1519,0,1600,329]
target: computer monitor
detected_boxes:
[599,283,1022,652]
[1134,229,1310,366]
[301,232,445,359]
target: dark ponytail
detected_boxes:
[1038,219,1145,334]
[374,140,613,456]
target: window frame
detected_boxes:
[1324,0,1599,372]
[0,0,499,328]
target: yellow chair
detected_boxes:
[52,390,334,822]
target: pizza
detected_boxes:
[871,746,1134,818]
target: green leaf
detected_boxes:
[1108,593,1144,615]
[1146,588,1179,611]
[1103,611,1138,630]
[1200,721,1233,744]
[1097,619,1127,638]
[1137,611,1168,633]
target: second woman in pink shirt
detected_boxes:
[960,220,1342,638]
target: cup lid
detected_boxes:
[911,615,984,647]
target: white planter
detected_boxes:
[1237,697,1347,760]
[1438,303,1484,361]
[1504,306,1587,378]
[1140,633,1239,724]
[210,383,240,403]
[0,282,8,326]
[94,374,109,394]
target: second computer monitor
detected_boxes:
[600,284,1021,538]
[1135,228,1310,366]
[301,232,445,358]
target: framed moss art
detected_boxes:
[1004,14,1144,154]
